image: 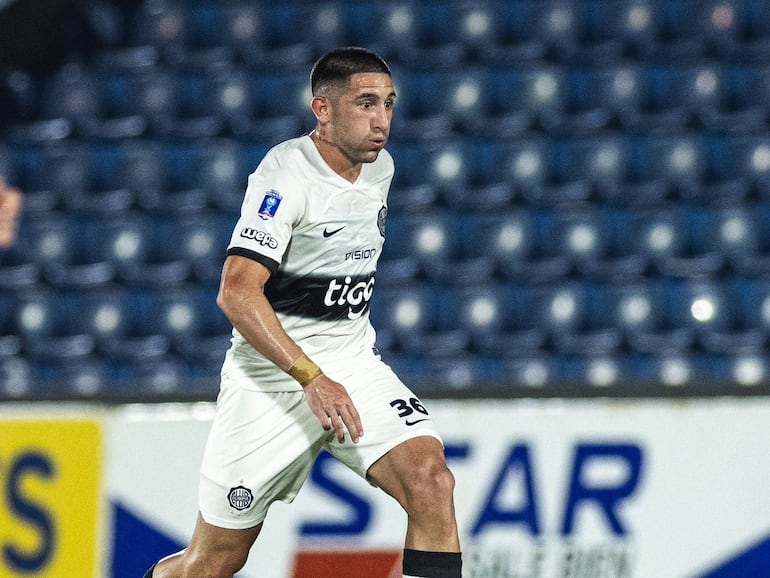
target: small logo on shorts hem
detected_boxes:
[228,485,254,511]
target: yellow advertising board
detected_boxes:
[0,419,103,578]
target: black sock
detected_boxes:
[403,549,462,578]
[143,562,156,577]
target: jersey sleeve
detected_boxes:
[227,157,305,273]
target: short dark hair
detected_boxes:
[310,47,391,96]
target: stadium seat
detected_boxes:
[0,355,33,399]
[129,0,190,64]
[640,0,707,59]
[15,290,96,360]
[540,69,614,134]
[700,65,770,132]
[741,0,770,59]
[41,64,102,131]
[495,136,593,206]
[457,283,550,357]
[679,278,767,355]
[627,134,706,204]
[728,203,770,275]
[554,135,629,202]
[369,284,469,358]
[24,214,116,287]
[697,0,745,56]
[380,209,459,282]
[620,65,718,132]
[0,294,22,359]
[95,287,171,361]
[629,205,724,278]
[556,206,649,281]
[540,282,624,355]
[609,280,697,355]
[580,0,659,60]
[480,209,572,283]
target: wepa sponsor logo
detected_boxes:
[240,228,279,250]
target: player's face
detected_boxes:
[327,72,396,164]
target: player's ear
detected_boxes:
[311,95,330,121]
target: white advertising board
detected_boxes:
[103,397,770,578]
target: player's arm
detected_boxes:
[0,178,23,248]
[217,254,363,443]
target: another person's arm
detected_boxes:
[217,254,363,443]
[0,178,22,248]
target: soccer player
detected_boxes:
[0,178,22,248]
[144,47,462,578]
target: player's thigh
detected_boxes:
[325,359,443,482]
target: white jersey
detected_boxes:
[223,135,393,391]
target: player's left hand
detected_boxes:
[303,374,363,444]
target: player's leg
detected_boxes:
[367,436,462,578]
[324,355,462,578]
[148,514,262,577]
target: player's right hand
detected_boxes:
[303,374,363,444]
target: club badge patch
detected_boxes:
[228,485,254,511]
[258,189,282,220]
[377,205,387,238]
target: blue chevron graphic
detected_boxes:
[699,533,770,577]
[110,501,184,578]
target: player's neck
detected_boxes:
[310,130,362,183]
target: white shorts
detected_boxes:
[198,356,443,529]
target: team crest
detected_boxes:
[377,205,387,237]
[258,189,282,220]
[227,485,254,511]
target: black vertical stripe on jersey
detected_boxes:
[264,270,376,321]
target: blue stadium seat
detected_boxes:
[0,355,33,398]
[541,282,624,355]
[496,136,593,205]
[555,135,629,202]
[581,0,659,59]
[452,283,549,357]
[485,209,572,283]
[0,294,22,359]
[15,290,96,360]
[700,65,770,132]
[610,280,696,355]
[124,67,182,135]
[729,203,770,275]
[697,0,745,56]
[110,213,191,287]
[129,0,190,64]
[95,287,171,361]
[640,0,707,59]
[381,210,458,282]
[41,64,102,131]
[25,214,116,287]
[369,284,468,358]
[621,65,718,132]
[629,205,724,278]
[143,286,231,364]
[677,278,767,355]
[628,134,706,203]
[193,139,249,211]
[741,0,770,59]
[556,206,648,281]
[540,69,614,134]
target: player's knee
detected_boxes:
[408,459,456,512]
[180,548,249,578]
